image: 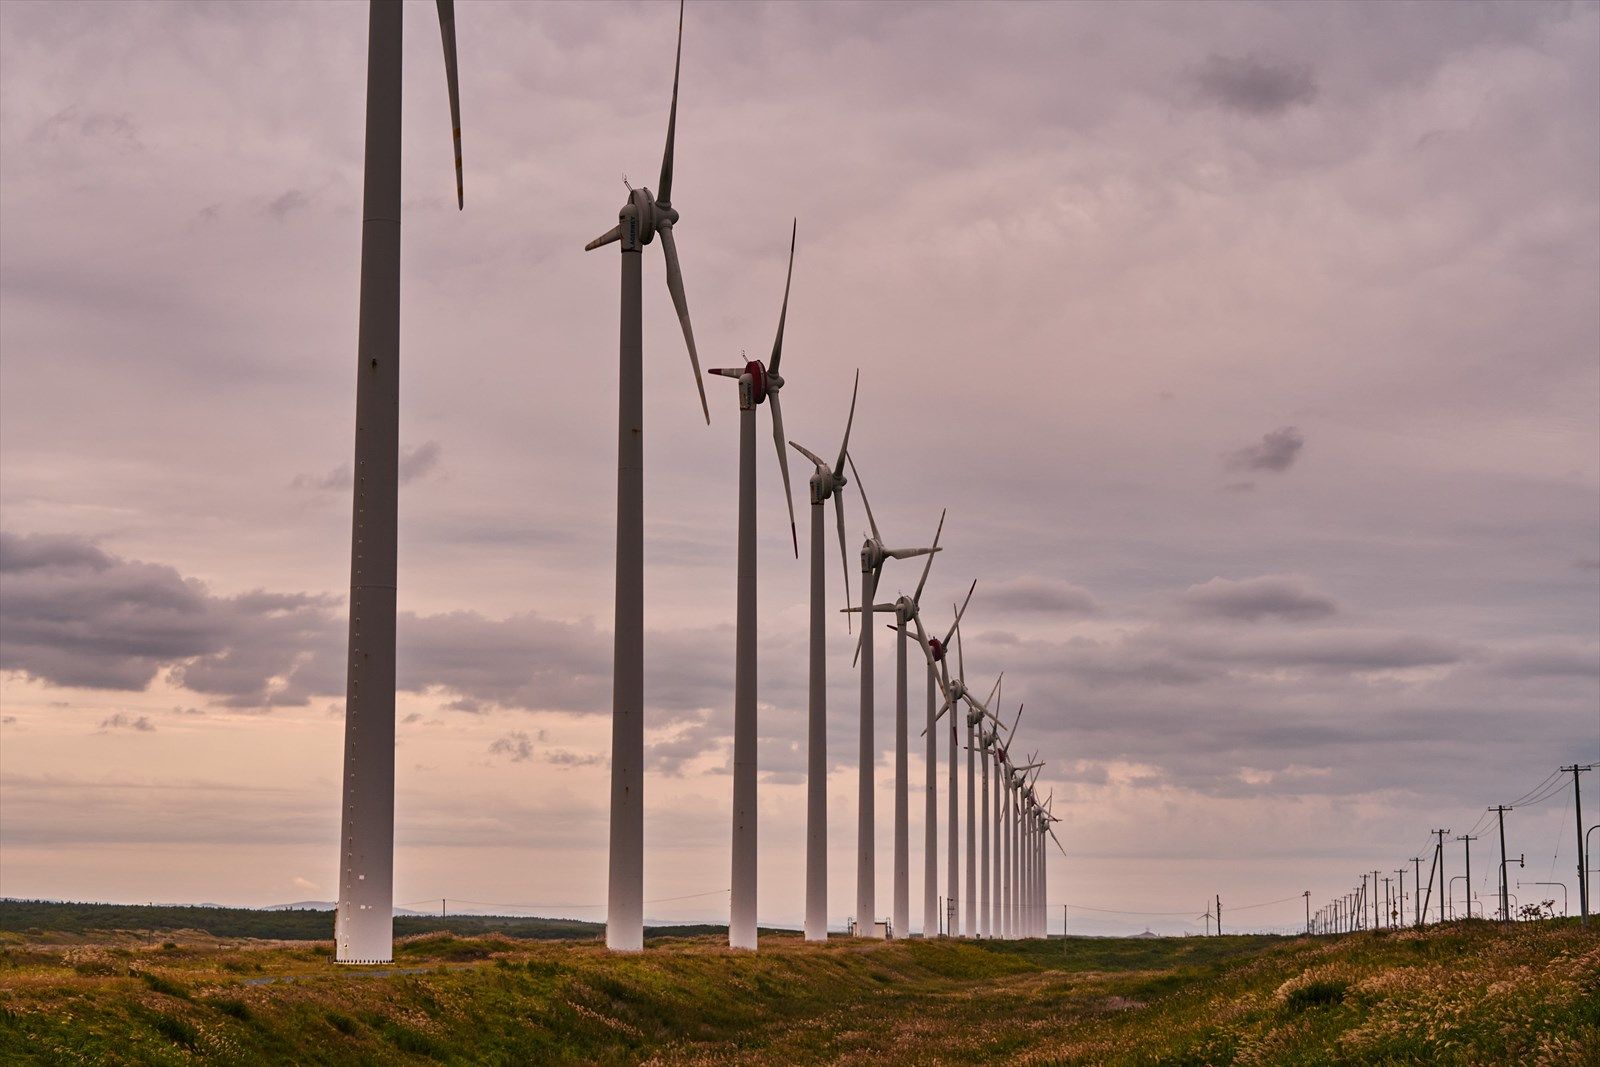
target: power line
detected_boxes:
[397,888,730,912]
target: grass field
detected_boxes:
[0,910,1594,1064]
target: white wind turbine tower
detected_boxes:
[990,703,1021,937]
[707,224,801,951]
[962,662,1003,938]
[790,373,860,942]
[843,457,940,935]
[975,693,1018,937]
[1018,760,1044,935]
[1036,791,1065,937]
[1007,753,1042,936]
[909,586,975,936]
[855,512,946,938]
[336,0,465,967]
[584,0,708,953]
[922,623,1002,936]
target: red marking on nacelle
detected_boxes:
[746,359,768,403]
[928,637,946,662]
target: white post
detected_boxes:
[804,501,827,941]
[893,622,909,937]
[964,717,977,936]
[979,745,990,937]
[729,405,758,950]
[855,568,877,932]
[922,661,938,936]
[337,0,403,967]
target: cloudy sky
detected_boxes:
[2,0,1596,934]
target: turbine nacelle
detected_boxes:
[861,537,888,573]
[893,594,920,625]
[711,358,778,410]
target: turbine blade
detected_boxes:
[846,453,881,543]
[585,224,623,252]
[956,616,966,680]
[943,579,976,649]
[658,0,683,207]
[790,441,827,469]
[768,390,798,557]
[885,546,939,561]
[1009,703,1025,736]
[436,0,464,209]
[834,490,852,632]
[851,569,878,667]
[984,671,1003,709]
[769,219,795,375]
[911,508,945,606]
[657,221,710,424]
[834,370,859,473]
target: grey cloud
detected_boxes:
[29,105,139,150]
[98,712,154,732]
[1490,642,1600,680]
[984,577,1100,615]
[398,441,442,483]
[1172,629,1463,673]
[264,189,310,219]
[488,731,534,762]
[291,442,439,493]
[1226,427,1305,472]
[290,463,350,492]
[1193,53,1316,116]
[1181,575,1338,622]
[0,532,729,722]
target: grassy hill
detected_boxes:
[0,916,1594,1064]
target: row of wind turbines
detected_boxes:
[332,0,1063,964]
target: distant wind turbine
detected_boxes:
[790,372,860,942]
[921,617,1002,936]
[861,511,946,937]
[843,457,939,934]
[584,0,707,953]
[910,585,975,937]
[336,0,465,968]
[708,224,801,950]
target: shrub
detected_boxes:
[1285,979,1347,1011]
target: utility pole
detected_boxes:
[1373,870,1381,928]
[1382,877,1392,928]
[1395,867,1406,927]
[1303,890,1310,934]
[1411,857,1423,926]
[1216,894,1222,937]
[1562,765,1591,926]
[1456,835,1478,919]
[1432,829,1450,922]
[1492,806,1513,921]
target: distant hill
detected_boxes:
[0,900,600,941]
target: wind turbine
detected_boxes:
[976,694,1018,937]
[991,703,1022,936]
[790,373,859,943]
[843,457,939,934]
[707,225,800,950]
[861,512,946,937]
[922,620,1002,936]
[963,667,1003,938]
[584,0,707,953]
[909,585,975,936]
[336,0,465,967]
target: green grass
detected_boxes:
[0,919,1594,1064]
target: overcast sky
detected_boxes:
[2,0,1596,935]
